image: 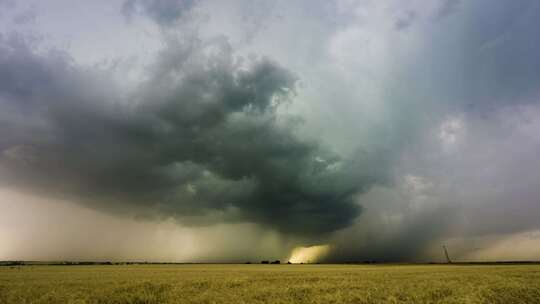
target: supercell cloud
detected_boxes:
[1,0,540,262]
[0,35,385,236]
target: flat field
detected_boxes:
[1,264,539,304]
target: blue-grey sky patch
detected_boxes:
[122,0,196,25]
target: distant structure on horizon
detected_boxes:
[443,245,452,264]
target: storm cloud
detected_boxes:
[2,0,540,262]
[0,34,387,236]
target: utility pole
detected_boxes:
[443,245,452,264]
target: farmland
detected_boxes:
[1,264,539,304]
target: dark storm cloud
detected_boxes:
[0,34,388,235]
[3,0,540,262]
[122,0,196,25]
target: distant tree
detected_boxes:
[271,260,280,264]
[261,261,269,264]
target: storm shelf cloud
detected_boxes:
[1,0,540,262]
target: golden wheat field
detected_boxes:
[1,264,539,304]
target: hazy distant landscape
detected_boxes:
[1,264,539,304]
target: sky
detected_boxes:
[1,0,540,263]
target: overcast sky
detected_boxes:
[1,0,540,263]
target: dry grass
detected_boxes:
[1,264,539,303]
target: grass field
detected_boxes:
[1,264,540,304]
